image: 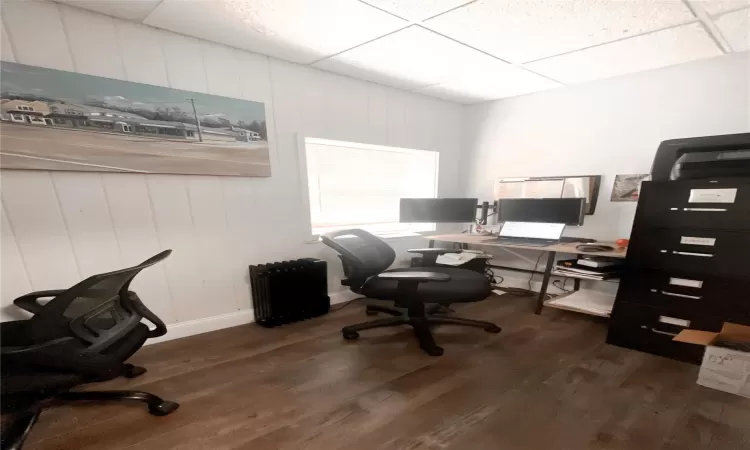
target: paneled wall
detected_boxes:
[0,1,464,328]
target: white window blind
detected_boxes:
[304,137,439,236]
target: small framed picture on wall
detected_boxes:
[611,174,650,202]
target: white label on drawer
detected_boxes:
[669,277,703,288]
[658,316,691,327]
[680,236,716,246]
[688,188,737,204]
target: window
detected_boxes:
[303,137,439,237]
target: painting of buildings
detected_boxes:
[0,61,270,177]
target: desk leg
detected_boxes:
[535,251,556,315]
[573,253,581,292]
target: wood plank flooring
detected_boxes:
[24,296,750,449]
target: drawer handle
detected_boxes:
[682,208,728,212]
[672,251,713,258]
[640,326,679,337]
[661,291,702,300]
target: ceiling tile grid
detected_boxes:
[143,0,407,64]
[423,0,697,63]
[359,0,475,21]
[313,25,505,91]
[46,0,749,104]
[525,23,724,84]
[714,7,750,51]
[694,0,750,16]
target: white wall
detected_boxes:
[463,52,750,240]
[462,52,749,291]
[0,1,465,330]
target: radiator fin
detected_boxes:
[249,258,330,327]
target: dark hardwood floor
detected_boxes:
[25,295,750,449]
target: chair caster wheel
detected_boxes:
[485,325,502,334]
[342,331,360,340]
[148,401,179,416]
[125,365,147,378]
[423,346,444,356]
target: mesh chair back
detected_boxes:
[321,229,395,288]
[33,250,172,352]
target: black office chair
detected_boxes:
[321,229,501,356]
[0,250,178,450]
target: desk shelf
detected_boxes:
[544,290,615,318]
[550,269,620,283]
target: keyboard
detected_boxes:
[495,237,557,247]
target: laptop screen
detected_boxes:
[499,221,565,240]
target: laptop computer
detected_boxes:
[493,221,566,247]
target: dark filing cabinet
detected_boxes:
[607,178,750,364]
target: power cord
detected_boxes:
[493,252,546,297]
[329,296,366,312]
[552,277,572,293]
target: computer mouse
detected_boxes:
[576,244,615,252]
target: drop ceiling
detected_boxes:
[53,0,750,104]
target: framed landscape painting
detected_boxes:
[0,61,270,177]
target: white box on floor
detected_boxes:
[674,323,750,398]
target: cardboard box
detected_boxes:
[674,322,750,398]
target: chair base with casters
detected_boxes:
[344,301,501,356]
[2,392,178,450]
[1,367,179,450]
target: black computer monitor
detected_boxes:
[496,198,585,226]
[400,198,478,223]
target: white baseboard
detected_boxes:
[146,309,255,345]
[147,290,360,345]
[329,290,361,305]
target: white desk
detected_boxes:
[426,234,627,315]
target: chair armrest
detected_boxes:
[407,248,462,255]
[13,290,67,314]
[374,272,451,282]
[127,292,168,338]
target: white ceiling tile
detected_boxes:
[715,8,750,51]
[60,6,126,78]
[53,0,162,21]
[1,0,74,70]
[526,23,722,84]
[144,0,407,64]
[418,64,561,103]
[693,0,750,15]
[313,26,503,90]
[425,0,696,63]
[360,0,474,20]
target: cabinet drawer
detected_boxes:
[617,271,750,319]
[636,181,750,231]
[606,302,724,364]
[626,228,750,279]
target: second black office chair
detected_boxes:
[322,229,501,356]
